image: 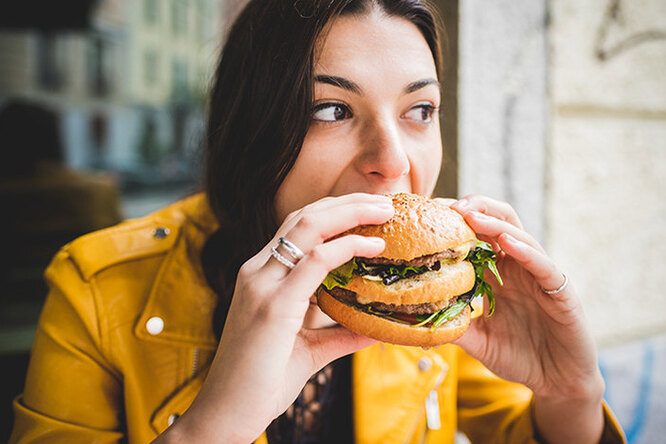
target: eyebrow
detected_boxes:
[314,75,440,95]
[314,75,362,94]
[404,78,440,94]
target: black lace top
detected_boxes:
[265,355,353,444]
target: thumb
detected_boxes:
[452,319,487,362]
[300,326,377,372]
[433,197,457,207]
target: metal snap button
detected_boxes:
[418,356,433,371]
[146,316,164,335]
[153,227,170,239]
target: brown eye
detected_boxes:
[403,103,436,123]
[312,103,353,122]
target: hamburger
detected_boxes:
[316,193,502,347]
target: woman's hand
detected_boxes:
[167,193,394,444]
[443,194,606,444]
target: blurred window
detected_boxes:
[87,36,112,96]
[0,0,217,377]
[171,0,188,37]
[36,34,67,91]
[144,49,159,87]
[196,0,209,43]
[172,59,188,98]
[144,0,160,26]
[198,65,208,89]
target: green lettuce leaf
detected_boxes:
[431,300,468,328]
[466,240,503,316]
[387,264,428,276]
[320,240,503,328]
[321,259,358,290]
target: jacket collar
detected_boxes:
[134,194,220,350]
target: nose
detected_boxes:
[356,117,410,181]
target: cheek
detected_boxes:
[410,129,443,195]
[273,130,350,222]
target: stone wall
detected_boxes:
[459,1,666,441]
[549,0,666,346]
[457,0,666,347]
[458,0,548,243]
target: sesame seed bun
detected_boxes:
[317,193,478,347]
[342,193,477,260]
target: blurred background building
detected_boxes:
[0,0,664,442]
[0,0,223,439]
[0,0,219,215]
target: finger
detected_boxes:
[269,193,391,255]
[284,234,385,303]
[464,211,545,254]
[418,197,501,253]
[497,233,566,296]
[497,233,582,325]
[433,197,456,206]
[300,326,377,373]
[247,194,390,276]
[451,194,524,230]
[270,194,389,257]
[270,191,391,240]
[280,192,392,228]
[262,200,393,278]
[452,317,487,359]
[241,235,384,337]
[476,233,502,256]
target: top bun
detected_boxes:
[345,193,476,260]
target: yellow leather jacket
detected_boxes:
[11,194,625,444]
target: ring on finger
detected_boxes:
[278,237,305,261]
[542,273,568,295]
[270,247,296,269]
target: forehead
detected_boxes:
[314,11,437,80]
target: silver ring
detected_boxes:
[271,247,296,269]
[542,273,568,295]
[278,237,304,260]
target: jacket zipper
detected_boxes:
[423,365,449,441]
[425,389,441,430]
[191,348,200,377]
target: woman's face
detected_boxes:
[274,10,443,222]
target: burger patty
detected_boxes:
[328,286,452,315]
[360,249,460,268]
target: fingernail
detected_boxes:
[454,199,469,210]
[377,203,395,211]
[502,234,522,250]
[502,233,516,243]
[367,237,385,246]
[470,210,487,220]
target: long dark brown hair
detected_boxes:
[203,0,444,338]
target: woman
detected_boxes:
[11,0,624,443]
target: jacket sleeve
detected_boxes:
[456,348,626,444]
[10,249,125,443]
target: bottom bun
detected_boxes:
[317,289,471,347]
